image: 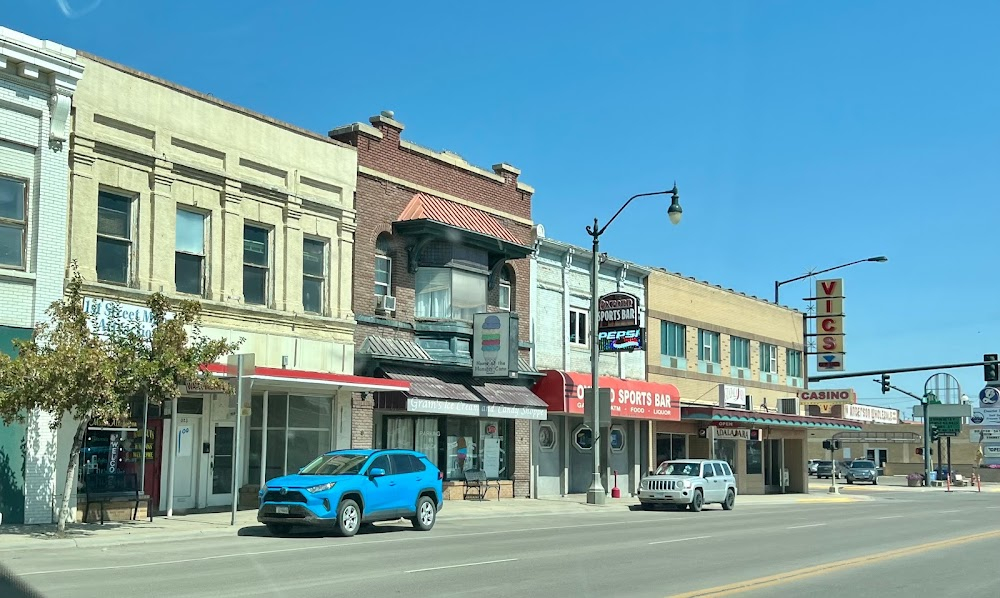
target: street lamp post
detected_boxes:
[585,184,683,505]
[773,256,887,305]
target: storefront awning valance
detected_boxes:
[378,366,549,420]
[532,370,681,421]
[203,363,410,395]
[681,406,862,430]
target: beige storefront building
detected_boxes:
[57,54,403,520]
[645,269,859,495]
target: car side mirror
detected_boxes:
[368,467,386,478]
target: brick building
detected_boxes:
[0,27,83,524]
[330,112,547,499]
[645,269,859,494]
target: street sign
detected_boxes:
[970,428,1000,443]
[930,417,961,437]
[980,387,1000,407]
[912,403,972,419]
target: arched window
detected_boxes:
[375,233,392,297]
[499,265,514,311]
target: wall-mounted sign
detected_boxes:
[597,292,640,329]
[980,387,1000,407]
[815,279,845,372]
[473,312,520,378]
[83,297,174,340]
[719,385,747,409]
[534,370,680,421]
[713,427,762,441]
[970,428,1000,443]
[406,397,547,420]
[970,408,1000,426]
[799,388,856,405]
[597,326,644,352]
[843,403,899,425]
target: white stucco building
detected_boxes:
[0,27,83,524]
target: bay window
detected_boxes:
[415,267,487,321]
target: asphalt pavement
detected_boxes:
[1,486,997,598]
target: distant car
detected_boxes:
[808,459,820,475]
[815,460,842,479]
[257,449,443,537]
[845,459,879,485]
[637,459,737,512]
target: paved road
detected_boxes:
[2,488,997,598]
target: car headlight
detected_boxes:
[681,480,693,488]
[307,482,336,494]
[258,487,267,497]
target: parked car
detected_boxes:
[808,459,820,476]
[815,460,839,479]
[257,449,443,537]
[845,459,879,485]
[637,459,737,512]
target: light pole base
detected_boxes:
[586,474,607,505]
[828,485,840,494]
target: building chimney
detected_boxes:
[369,110,404,143]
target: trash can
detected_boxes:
[929,471,938,483]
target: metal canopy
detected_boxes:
[831,431,922,443]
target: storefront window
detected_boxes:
[538,422,557,451]
[415,267,487,321]
[714,438,737,470]
[381,415,509,481]
[655,433,687,465]
[249,393,333,484]
[746,440,763,475]
[80,427,140,480]
[573,425,593,451]
[609,425,626,452]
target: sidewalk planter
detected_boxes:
[906,474,922,487]
[76,500,149,523]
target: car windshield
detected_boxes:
[851,461,876,468]
[655,462,702,476]
[299,453,369,475]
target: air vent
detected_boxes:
[778,398,799,415]
[376,294,396,313]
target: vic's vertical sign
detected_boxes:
[815,278,845,371]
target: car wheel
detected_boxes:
[336,499,361,537]
[721,489,736,511]
[873,477,878,485]
[411,496,437,531]
[689,490,704,512]
[847,478,853,484]
[266,523,292,537]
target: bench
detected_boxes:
[463,469,501,501]
[84,473,152,524]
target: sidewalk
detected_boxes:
[0,490,870,552]
[808,475,1000,494]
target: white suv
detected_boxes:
[638,459,737,512]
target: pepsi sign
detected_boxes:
[598,326,644,353]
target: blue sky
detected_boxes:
[8,1,999,416]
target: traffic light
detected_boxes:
[930,425,940,443]
[880,373,891,394]
[985,354,999,383]
[822,439,841,451]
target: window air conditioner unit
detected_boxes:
[778,398,799,415]
[376,294,396,313]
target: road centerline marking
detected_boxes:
[786,523,826,529]
[405,558,517,573]
[649,535,712,545]
[667,528,1000,597]
[877,515,904,519]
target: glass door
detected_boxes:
[209,423,235,506]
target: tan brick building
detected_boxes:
[59,54,403,517]
[644,269,858,494]
[329,112,547,499]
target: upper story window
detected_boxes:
[96,190,133,284]
[374,233,391,297]
[243,224,270,306]
[661,322,685,358]
[569,308,588,347]
[786,348,803,378]
[760,342,778,374]
[415,267,486,321]
[0,176,27,269]
[302,237,326,315]
[730,336,750,369]
[498,267,512,311]
[175,208,206,295]
[697,329,720,364]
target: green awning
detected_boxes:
[682,408,862,431]
[0,326,33,358]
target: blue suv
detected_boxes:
[257,449,443,537]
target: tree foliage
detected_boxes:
[0,267,242,529]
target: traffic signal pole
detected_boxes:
[875,377,932,487]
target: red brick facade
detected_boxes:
[331,113,535,497]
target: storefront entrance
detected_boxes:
[764,438,785,493]
[208,422,235,506]
[171,414,201,510]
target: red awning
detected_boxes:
[532,370,681,421]
[203,363,410,394]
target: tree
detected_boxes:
[0,269,240,532]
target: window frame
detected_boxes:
[498,268,512,311]
[96,189,135,285]
[660,321,686,358]
[242,223,271,306]
[374,254,392,297]
[698,329,720,364]
[569,307,589,347]
[174,207,207,296]
[786,348,803,378]
[414,266,488,321]
[0,174,28,270]
[730,336,751,369]
[760,342,778,374]
[302,236,327,315]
